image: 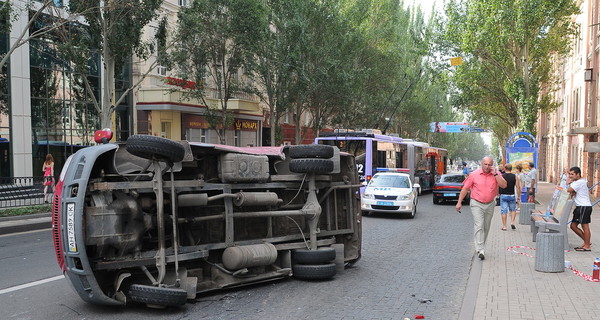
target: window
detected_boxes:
[234,130,240,147]
[161,122,171,139]
[186,128,207,143]
[572,88,580,126]
[179,0,189,7]
[157,66,167,76]
[283,111,289,124]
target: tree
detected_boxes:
[251,0,306,146]
[171,0,268,144]
[437,0,579,137]
[66,0,164,130]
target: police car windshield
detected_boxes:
[370,175,409,188]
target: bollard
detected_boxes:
[535,232,564,273]
[519,202,535,225]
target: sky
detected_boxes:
[404,0,443,19]
[403,0,494,149]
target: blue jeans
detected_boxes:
[499,194,517,214]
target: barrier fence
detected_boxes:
[0,177,50,209]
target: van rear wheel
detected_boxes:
[128,284,187,307]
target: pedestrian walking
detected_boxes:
[566,166,593,251]
[456,156,507,260]
[515,163,526,210]
[42,153,55,203]
[462,162,469,175]
[498,163,520,231]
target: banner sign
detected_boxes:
[430,122,471,133]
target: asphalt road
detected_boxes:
[0,193,477,320]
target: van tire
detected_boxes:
[126,135,185,163]
[292,247,336,264]
[128,284,187,307]
[289,145,334,159]
[292,263,337,280]
[289,159,334,174]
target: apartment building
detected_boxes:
[537,0,600,196]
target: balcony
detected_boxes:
[137,86,261,115]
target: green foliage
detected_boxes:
[0,205,51,217]
[171,0,268,143]
[67,0,164,129]
[437,0,579,136]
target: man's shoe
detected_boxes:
[511,224,516,230]
[478,251,485,260]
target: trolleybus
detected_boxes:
[315,130,448,193]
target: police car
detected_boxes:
[361,168,419,218]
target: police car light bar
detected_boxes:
[376,168,410,172]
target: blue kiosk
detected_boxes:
[505,132,538,202]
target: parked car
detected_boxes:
[52,135,362,308]
[361,170,419,218]
[433,173,469,204]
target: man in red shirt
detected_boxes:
[456,157,507,260]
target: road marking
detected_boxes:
[0,275,64,295]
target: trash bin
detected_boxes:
[519,202,535,225]
[535,232,564,273]
[521,187,528,203]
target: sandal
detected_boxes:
[575,247,591,252]
[501,227,507,231]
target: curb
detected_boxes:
[0,213,52,235]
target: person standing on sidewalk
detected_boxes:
[456,156,507,260]
[566,166,593,251]
[526,162,538,202]
[498,163,520,231]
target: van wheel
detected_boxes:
[292,263,337,280]
[292,247,336,264]
[128,284,187,307]
[289,145,334,159]
[289,159,334,174]
[126,135,185,163]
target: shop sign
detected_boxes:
[235,120,258,131]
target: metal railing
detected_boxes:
[0,177,50,208]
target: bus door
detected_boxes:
[425,152,439,189]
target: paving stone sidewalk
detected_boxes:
[472,182,600,320]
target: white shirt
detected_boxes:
[570,179,592,206]
[525,168,538,189]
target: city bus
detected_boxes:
[315,130,448,193]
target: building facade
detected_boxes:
[538,0,600,196]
